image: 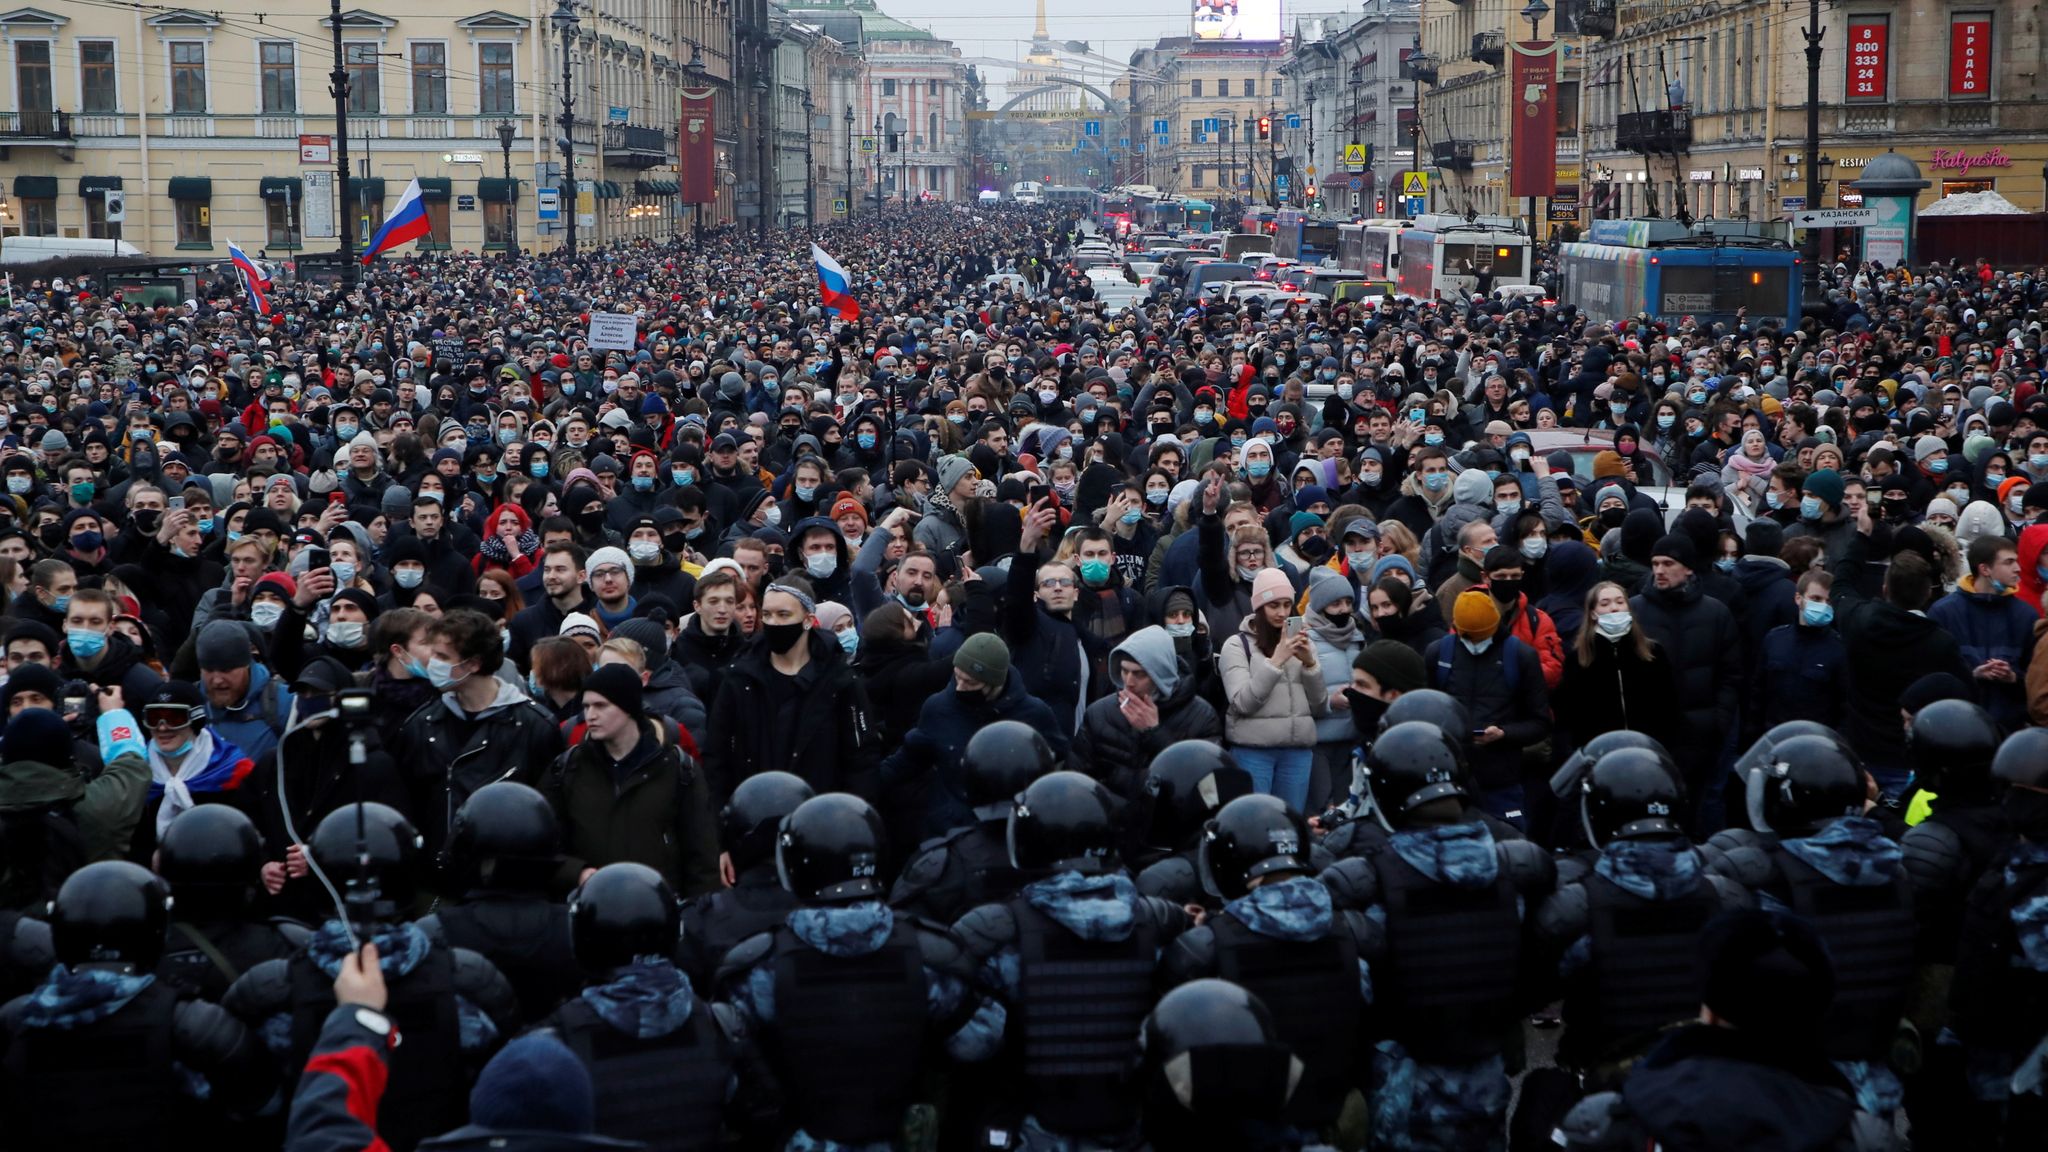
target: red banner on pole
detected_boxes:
[1950,17,1992,96]
[1509,40,1559,199]
[680,88,716,205]
[1847,19,1888,100]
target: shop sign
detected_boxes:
[1929,146,2011,174]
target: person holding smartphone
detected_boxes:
[1217,567,1325,811]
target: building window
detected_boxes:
[424,200,451,245]
[260,42,296,114]
[411,42,447,113]
[480,43,516,114]
[484,200,514,247]
[169,41,206,114]
[345,42,380,114]
[927,79,939,95]
[1272,78,1284,97]
[1190,79,1202,97]
[1191,165,1205,188]
[928,111,938,146]
[1189,119,1202,141]
[266,197,301,247]
[14,41,51,133]
[882,78,896,96]
[1555,79,1578,134]
[79,41,117,114]
[85,195,120,240]
[18,198,54,236]
[177,200,210,245]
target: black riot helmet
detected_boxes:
[569,862,682,975]
[157,805,265,918]
[776,793,889,903]
[1550,729,1667,800]
[965,720,1057,821]
[1140,979,1300,1152]
[1143,740,1253,854]
[1733,720,1849,784]
[1363,721,1469,831]
[449,782,560,891]
[720,772,815,872]
[1905,699,2001,797]
[1992,728,2048,790]
[1581,746,1687,848]
[1199,794,1312,901]
[1746,734,1866,838]
[1008,771,1120,875]
[1377,689,1472,749]
[50,861,172,971]
[309,802,426,918]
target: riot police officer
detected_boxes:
[0,861,266,1148]
[1351,720,1555,1152]
[1140,979,1336,1152]
[1543,730,1672,865]
[717,792,979,1149]
[1710,733,1915,1121]
[1163,793,1375,1137]
[952,771,1194,1150]
[891,720,1052,926]
[1322,689,1527,860]
[1951,727,2048,1148]
[1130,739,1253,907]
[224,803,519,1152]
[543,862,780,1151]
[678,770,810,988]
[417,781,581,1020]
[155,805,308,1003]
[1521,745,1750,1146]
[1897,699,2009,1139]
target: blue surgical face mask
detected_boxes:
[1247,459,1272,479]
[1424,433,1445,447]
[331,561,356,585]
[1985,472,2007,488]
[1800,600,1834,627]
[5,476,29,495]
[395,567,425,588]
[497,428,518,445]
[65,627,105,659]
[1423,472,1449,492]
[1657,414,1676,431]
[632,475,654,492]
[530,461,550,479]
[857,432,877,449]
[1800,496,1823,520]
[1165,620,1196,638]
[796,484,818,502]
[836,628,859,655]
[1714,556,1737,573]
[672,469,693,487]
[426,657,465,690]
[1119,507,1143,526]
[1927,457,1949,473]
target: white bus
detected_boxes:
[1008,181,1045,205]
[1336,219,1409,280]
[1394,214,1532,301]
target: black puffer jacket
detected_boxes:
[1071,657,1224,802]
[700,630,878,803]
[1627,578,1741,778]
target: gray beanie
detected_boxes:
[719,371,745,398]
[936,455,976,495]
[39,430,67,454]
[196,620,256,671]
[380,485,415,518]
[1306,566,1354,614]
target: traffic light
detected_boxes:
[1376,195,1386,214]
[887,133,899,153]
[1256,117,1272,141]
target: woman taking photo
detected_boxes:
[1556,580,1681,749]
[1219,567,1326,811]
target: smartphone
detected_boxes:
[1028,483,1053,507]
[1285,616,1306,638]
[1408,408,1426,423]
[167,496,184,510]
[303,546,330,571]
[329,491,347,506]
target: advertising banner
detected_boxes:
[1509,41,1559,199]
[680,88,717,204]
[1847,19,1888,100]
[1192,0,1280,41]
[1950,16,1992,96]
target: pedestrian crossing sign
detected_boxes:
[1403,172,1429,194]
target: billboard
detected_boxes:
[1193,0,1281,42]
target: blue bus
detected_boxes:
[1558,218,1802,329]
[1274,209,1343,262]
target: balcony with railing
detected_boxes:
[1404,51,1439,85]
[1615,109,1690,153]
[0,110,73,141]
[604,122,674,168]
[1470,31,1505,67]
[1432,140,1474,170]
[1580,0,1616,39]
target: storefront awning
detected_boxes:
[11,176,56,199]
[258,176,303,201]
[167,176,211,200]
[417,176,452,201]
[79,176,123,194]
[477,177,520,202]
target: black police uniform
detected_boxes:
[678,863,800,987]
[158,915,310,1002]
[419,892,579,1021]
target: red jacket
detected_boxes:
[1490,590,1565,690]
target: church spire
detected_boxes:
[1034,0,1048,40]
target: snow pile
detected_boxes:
[1920,190,2029,216]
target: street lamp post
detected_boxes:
[874,117,883,214]
[844,104,855,222]
[496,120,518,256]
[1520,0,1550,242]
[683,44,706,243]
[551,0,579,256]
[327,0,354,284]
[755,73,771,240]
[1801,0,1823,297]
[801,92,816,236]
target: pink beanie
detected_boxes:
[1251,567,1294,611]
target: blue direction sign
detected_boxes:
[1286,114,1302,130]
[1118,137,1128,147]
[1203,117,1218,134]
[1084,120,1101,136]
[1153,118,1169,135]
[1404,195,1425,216]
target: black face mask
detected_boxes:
[662,532,691,555]
[38,522,63,548]
[1298,536,1332,562]
[574,506,606,531]
[1322,609,1353,628]
[132,509,162,536]
[1599,507,1628,531]
[1490,578,1522,604]
[1341,688,1389,741]
[762,620,806,654]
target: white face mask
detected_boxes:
[250,602,285,629]
[628,540,661,563]
[326,620,366,647]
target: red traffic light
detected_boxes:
[1256,117,1272,140]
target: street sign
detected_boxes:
[1118,137,1128,147]
[1403,172,1429,194]
[860,137,877,153]
[1342,143,1368,169]
[1404,195,1425,216]
[455,194,477,212]
[1790,207,1876,228]
[1276,174,1289,187]
[1782,196,1807,210]
[1084,120,1101,136]
[1347,174,1364,190]
[1153,119,1170,135]
[1286,114,1302,130]
[832,198,848,215]
[1203,117,1218,134]
[608,106,630,123]
[299,134,332,164]
[536,188,561,221]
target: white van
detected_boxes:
[0,235,146,264]
[977,190,1002,206]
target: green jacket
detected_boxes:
[0,728,150,905]
[543,716,721,899]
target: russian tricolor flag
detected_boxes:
[361,177,431,263]
[813,243,860,322]
[227,240,272,316]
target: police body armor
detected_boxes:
[550,996,734,1152]
[158,919,304,1003]
[767,919,930,1145]
[1772,846,1916,1064]
[427,896,579,1021]
[287,946,462,1152]
[894,824,1026,926]
[1012,898,1159,1137]
[2,978,186,1148]
[1207,909,1362,1128]
[1565,872,1721,1069]
[1136,849,1207,908]
[1907,803,2011,965]
[681,870,799,984]
[1371,843,1522,1065]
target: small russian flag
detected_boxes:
[813,243,861,322]
[361,177,432,264]
[227,240,272,316]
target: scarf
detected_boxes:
[478,527,541,565]
[147,729,249,836]
[1728,434,1776,478]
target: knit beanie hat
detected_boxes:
[2,707,73,769]
[1452,589,1502,638]
[1592,450,1628,479]
[1353,640,1427,694]
[612,617,670,666]
[1802,468,1846,509]
[582,663,645,719]
[829,494,869,527]
[468,1033,597,1134]
[954,632,1011,691]
[936,455,977,494]
[1651,533,1700,571]
[196,620,255,671]
[1288,511,1325,539]
[1250,567,1294,611]
[1306,567,1353,614]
